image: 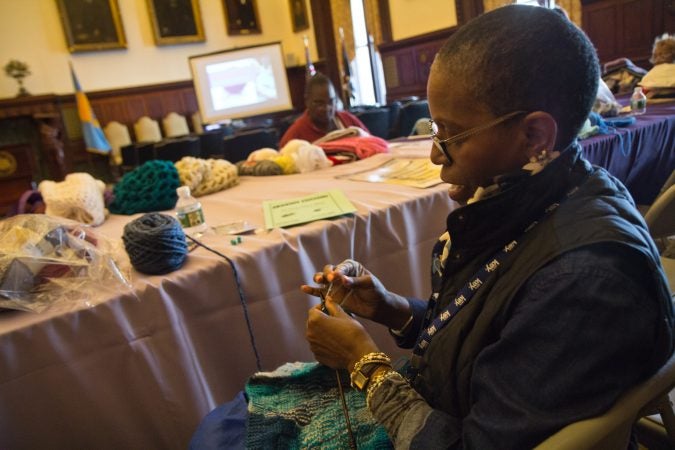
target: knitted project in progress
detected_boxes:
[38,173,107,226]
[109,160,180,215]
[245,362,392,449]
[175,157,239,197]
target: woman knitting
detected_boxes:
[302,5,674,449]
[190,6,674,449]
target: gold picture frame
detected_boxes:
[146,0,205,46]
[289,0,309,32]
[223,0,261,35]
[56,0,127,53]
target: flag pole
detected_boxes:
[303,34,316,79]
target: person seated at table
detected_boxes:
[278,72,369,147]
[302,5,674,449]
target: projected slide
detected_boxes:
[190,42,293,123]
[207,57,278,111]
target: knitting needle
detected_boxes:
[319,282,357,448]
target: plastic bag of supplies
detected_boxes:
[0,214,131,313]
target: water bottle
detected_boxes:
[630,87,647,115]
[175,186,209,235]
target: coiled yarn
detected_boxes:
[122,213,188,275]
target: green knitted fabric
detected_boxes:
[109,160,180,215]
[245,362,392,449]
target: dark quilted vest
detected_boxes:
[410,146,674,419]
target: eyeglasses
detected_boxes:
[429,110,528,161]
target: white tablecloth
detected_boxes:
[0,141,456,449]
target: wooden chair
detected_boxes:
[103,121,132,166]
[162,112,190,138]
[133,116,162,143]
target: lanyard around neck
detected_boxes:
[411,185,580,363]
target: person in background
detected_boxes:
[303,5,674,449]
[278,72,369,147]
[651,33,675,66]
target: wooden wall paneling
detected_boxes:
[309,0,340,97]
[379,27,456,103]
[666,0,675,31]
[455,0,484,24]
[582,3,617,62]
[0,143,36,214]
[582,0,668,68]
[414,43,442,90]
[620,0,655,61]
[181,89,199,115]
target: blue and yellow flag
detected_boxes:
[69,63,111,155]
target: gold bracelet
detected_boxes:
[366,369,403,409]
[351,352,391,376]
[350,352,392,391]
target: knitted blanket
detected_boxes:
[245,362,392,449]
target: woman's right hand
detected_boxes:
[300,259,412,330]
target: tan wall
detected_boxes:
[0,0,319,98]
[388,0,457,41]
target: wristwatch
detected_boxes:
[350,363,386,392]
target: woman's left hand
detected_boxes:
[306,296,380,371]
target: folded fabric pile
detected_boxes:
[318,135,389,162]
[602,58,648,94]
[175,156,239,197]
[246,362,391,449]
[109,160,180,215]
[641,63,675,99]
[38,173,107,226]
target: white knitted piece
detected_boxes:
[247,148,279,162]
[175,157,239,197]
[280,139,332,173]
[38,173,107,226]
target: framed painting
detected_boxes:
[223,0,261,35]
[146,0,205,45]
[56,0,127,52]
[289,0,309,32]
